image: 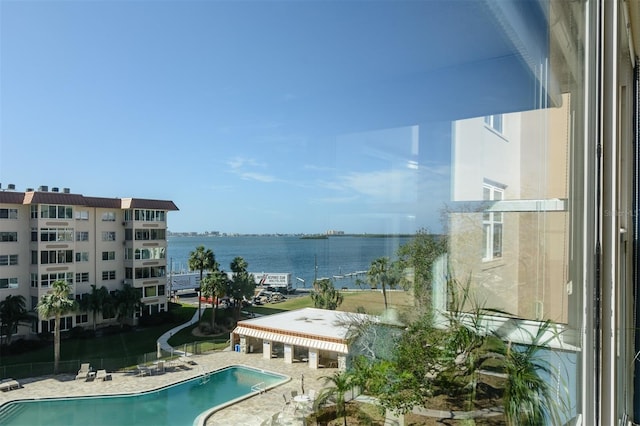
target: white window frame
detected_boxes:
[482,182,504,262]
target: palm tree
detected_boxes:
[80,284,112,331]
[0,295,29,345]
[114,284,142,328]
[502,321,565,425]
[310,278,343,310]
[315,371,354,426]
[200,269,228,330]
[36,280,77,374]
[365,257,402,310]
[188,245,216,322]
[228,257,255,320]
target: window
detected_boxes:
[144,286,157,298]
[76,231,89,242]
[41,228,74,242]
[484,114,503,134]
[40,272,73,287]
[0,232,17,242]
[134,266,165,279]
[75,210,89,220]
[101,270,116,280]
[75,272,89,283]
[134,209,166,222]
[102,231,116,241]
[42,316,72,333]
[75,252,89,262]
[30,273,38,288]
[102,251,116,261]
[101,211,116,221]
[39,205,73,219]
[134,229,166,241]
[134,247,165,260]
[0,278,18,289]
[0,255,18,266]
[75,314,88,324]
[40,250,73,265]
[0,208,18,219]
[482,182,504,261]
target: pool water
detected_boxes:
[0,365,287,426]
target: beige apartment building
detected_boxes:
[0,185,178,338]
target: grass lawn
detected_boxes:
[0,304,198,367]
[246,290,414,317]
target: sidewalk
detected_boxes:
[156,305,206,355]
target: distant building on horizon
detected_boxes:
[326,230,345,236]
[0,184,178,338]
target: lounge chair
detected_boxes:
[0,379,20,391]
[155,360,165,374]
[178,356,196,366]
[95,370,109,381]
[75,363,91,380]
[137,365,152,376]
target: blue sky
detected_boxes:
[0,0,517,235]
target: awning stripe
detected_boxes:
[233,326,348,354]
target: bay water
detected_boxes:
[167,235,413,290]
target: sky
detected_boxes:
[0,1,533,235]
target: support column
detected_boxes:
[308,348,319,369]
[337,354,347,371]
[263,341,272,359]
[284,344,293,364]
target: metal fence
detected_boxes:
[0,339,230,380]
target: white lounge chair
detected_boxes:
[0,379,20,391]
[75,363,91,380]
[95,369,109,381]
[137,365,152,376]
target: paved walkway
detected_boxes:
[156,305,206,355]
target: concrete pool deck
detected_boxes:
[0,350,332,426]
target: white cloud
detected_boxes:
[239,172,277,183]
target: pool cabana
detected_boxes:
[231,307,372,370]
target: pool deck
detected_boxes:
[0,350,332,426]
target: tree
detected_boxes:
[114,284,142,328]
[310,278,343,310]
[314,371,354,426]
[502,321,566,426]
[80,285,113,331]
[200,269,229,330]
[0,295,30,345]
[396,229,447,308]
[36,280,77,374]
[188,245,217,323]
[228,257,255,320]
[364,257,403,310]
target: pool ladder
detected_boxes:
[199,368,212,385]
[251,381,266,393]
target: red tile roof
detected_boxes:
[0,190,179,210]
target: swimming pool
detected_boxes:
[0,365,288,426]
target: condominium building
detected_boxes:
[0,185,178,337]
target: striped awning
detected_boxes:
[233,326,349,354]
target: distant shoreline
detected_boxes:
[168,232,420,238]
